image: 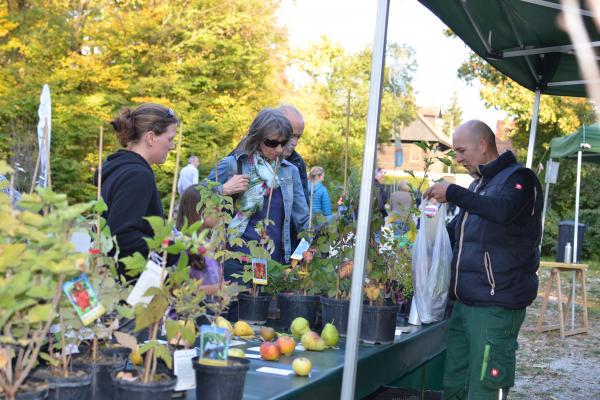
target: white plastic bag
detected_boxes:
[409,201,452,324]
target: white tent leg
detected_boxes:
[540,180,551,244]
[570,149,582,328]
[341,1,390,398]
[526,89,541,169]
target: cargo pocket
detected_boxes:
[480,339,517,390]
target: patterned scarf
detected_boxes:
[229,153,280,238]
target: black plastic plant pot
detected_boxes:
[192,356,250,400]
[110,369,176,400]
[238,293,272,324]
[0,378,49,400]
[278,293,320,329]
[33,367,92,400]
[76,346,131,400]
[360,303,399,345]
[320,296,350,336]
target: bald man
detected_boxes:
[280,105,309,204]
[425,120,543,400]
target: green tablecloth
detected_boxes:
[185,320,448,399]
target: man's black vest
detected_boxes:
[451,152,543,309]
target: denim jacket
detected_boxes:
[207,152,310,262]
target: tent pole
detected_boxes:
[540,179,551,244]
[340,0,389,398]
[526,89,541,169]
[571,149,582,328]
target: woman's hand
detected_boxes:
[222,174,249,195]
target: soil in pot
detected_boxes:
[192,356,249,400]
[320,296,350,336]
[238,293,271,324]
[0,377,49,400]
[32,366,92,400]
[278,293,320,329]
[111,369,176,400]
[360,303,399,345]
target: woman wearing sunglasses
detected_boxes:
[208,108,309,291]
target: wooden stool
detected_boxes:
[535,261,589,338]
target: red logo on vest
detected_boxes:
[491,368,500,377]
[515,183,523,190]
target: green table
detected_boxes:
[185,320,448,399]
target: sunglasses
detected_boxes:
[263,138,289,148]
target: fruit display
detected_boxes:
[276,336,296,356]
[290,317,310,337]
[233,320,254,337]
[259,326,276,341]
[228,348,246,358]
[301,331,326,351]
[321,323,340,346]
[260,341,281,361]
[292,357,312,377]
[215,316,234,336]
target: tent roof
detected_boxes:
[417,0,600,97]
[550,123,600,162]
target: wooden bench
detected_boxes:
[535,261,589,338]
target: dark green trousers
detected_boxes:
[443,302,526,400]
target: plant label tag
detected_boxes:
[246,346,261,352]
[199,325,229,366]
[290,238,311,260]
[256,367,293,376]
[252,258,268,285]
[62,273,105,326]
[230,340,245,347]
[126,258,164,306]
[174,348,199,391]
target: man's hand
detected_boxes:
[424,181,451,203]
[222,174,249,196]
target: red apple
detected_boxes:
[260,341,280,361]
[276,336,296,356]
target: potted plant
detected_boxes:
[0,161,95,400]
[360,141,452,344]
[278,239,323,329]
[71,201,132,400]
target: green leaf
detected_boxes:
[39,352,61,367]
[154,343,173,369]
[26,304,53,323]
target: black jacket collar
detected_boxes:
[478,151,518,180]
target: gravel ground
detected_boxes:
[510,266,600,400]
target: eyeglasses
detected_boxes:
[263,138,289,148]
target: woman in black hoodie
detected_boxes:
[97,103,178,276]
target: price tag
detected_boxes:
[126,256,165,306]
[256,367,293,376]
[174,349,199,391]
[245,353,261,359]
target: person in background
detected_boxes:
[0,174,20,207]
[389,179,413,235]
[307,166,333,225]
[177,155,199,196]
[176,186,223,295]
[95,103,178,278]
[374,167,388,218]
[425,120,543,400]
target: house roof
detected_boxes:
[396,112,452,148]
